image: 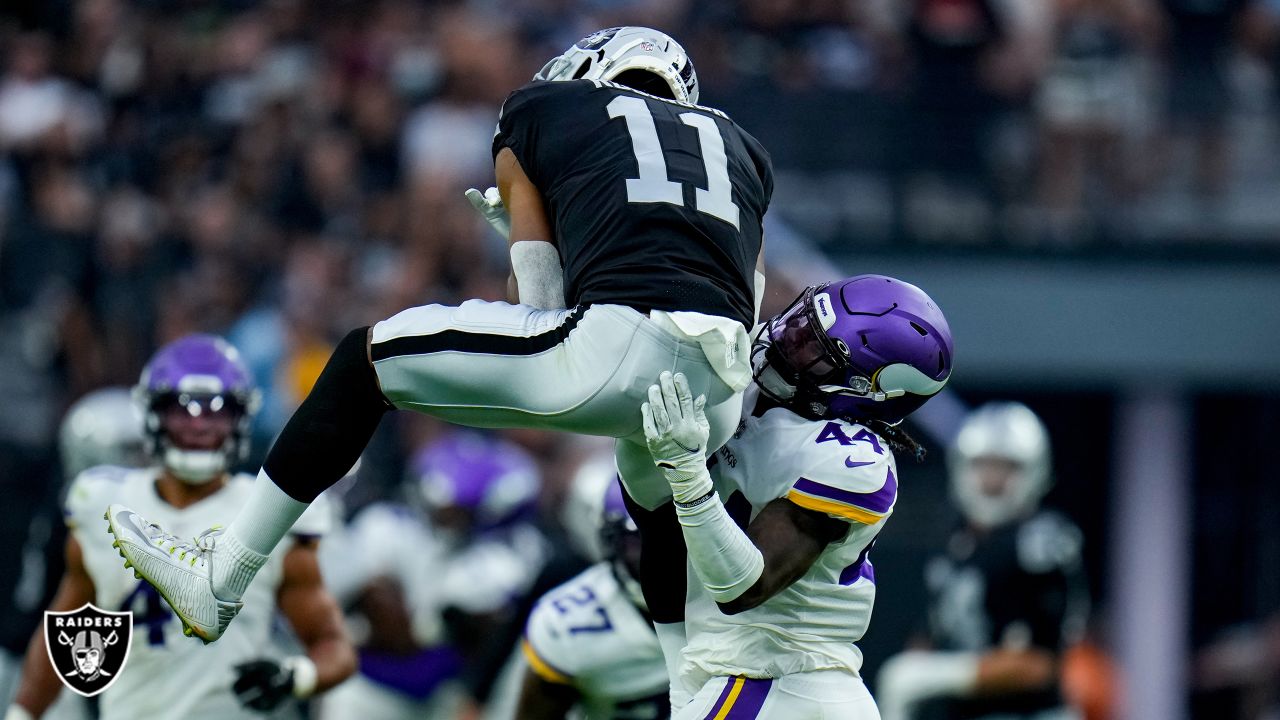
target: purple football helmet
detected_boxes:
[135,334,260,484]
[413,432,540,534]
[753,275,953,425]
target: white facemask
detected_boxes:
[755,363,798,401]
[163,447,226,485]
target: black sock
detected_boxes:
[622,488,687,624]
[263,327,391,502]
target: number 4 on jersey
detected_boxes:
[607,96,740,229]
[816,421,884,455]
[121,582,172,646]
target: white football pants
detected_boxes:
[675,671,880,720]
[370,301,744,509]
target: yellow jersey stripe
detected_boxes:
[712,677,746,720]
[787,489,886,525]
[521,638,572,685]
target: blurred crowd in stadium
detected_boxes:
[3,1,1280,719]
[4,0,1280,422]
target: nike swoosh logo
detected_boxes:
[673,439,702,455]
[845,458,875,468]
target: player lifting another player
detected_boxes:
[103,26,770,694]
[638,275,953,716]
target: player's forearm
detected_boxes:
[304,635,358,693]
[15,541,97,716]
[972,648,1057,695]
[507,272,520,305]
[643,372,765,606]
[515,670,579,720]
[713,498,842,614]
[278,543,357,693]
[12,628,68,716]
[675,487,764,606]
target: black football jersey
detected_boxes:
[922,511,1089,718]
[493,80,771,328]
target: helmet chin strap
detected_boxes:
[162,447,226,485]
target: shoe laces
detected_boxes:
[144,523,222,564]
[194,526,224,552]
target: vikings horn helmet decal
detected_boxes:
[752,274,954,426]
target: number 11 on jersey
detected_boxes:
[607,96,741,229]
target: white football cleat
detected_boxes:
[104,504,242,644]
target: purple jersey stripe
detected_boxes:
[704,677,738,719]
[793,467,896,514]
[724,677,772,718]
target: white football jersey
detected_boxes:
[64,466,330,720]
[321,502,449,647]
[680,391,895,689]
[523,564,668,720]
[322,502,547,650]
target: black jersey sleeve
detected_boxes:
[492,82,553,185]
[741,130,774,213]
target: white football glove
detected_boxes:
[4,705,34,720]
[875,651,979,720]
[464,186,510,239]
[641,371,712,504]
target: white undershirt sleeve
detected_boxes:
[676,488,764,604]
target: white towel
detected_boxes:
[649,310,753,392]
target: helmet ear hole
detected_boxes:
[611,69,677,100]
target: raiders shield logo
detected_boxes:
[576,27,620,51]
[44,604,132,697]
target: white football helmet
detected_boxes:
[561,452,617,563]
[948,402,1052,529]
[59,387,147,479]
[535,26,699,105]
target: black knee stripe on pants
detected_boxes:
[264,327,390,502]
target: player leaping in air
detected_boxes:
[639,275,953,717]
[103,26,770,687]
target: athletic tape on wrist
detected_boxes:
[3,706,35,720]
[285,656,319,699]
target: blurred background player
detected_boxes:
[3,387,151,720]
[103,32,771,697]
[518,456,668,720]
[877,402,1089,720]
[2,1,1279,717]
[639,275,953,717]
[57,388,148,481]
[5,335,356,720]
[319,431,549,720]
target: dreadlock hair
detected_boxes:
[863,419,927,463]
[752,393,929,462]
